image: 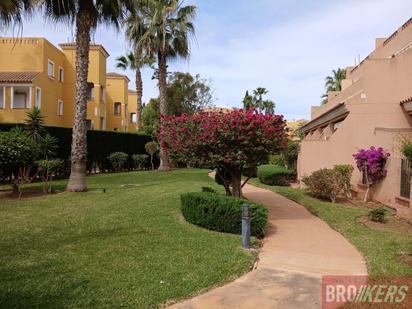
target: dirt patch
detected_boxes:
[359,216,412,235]
[399,254,412,267]
[342,198,385,210]
[0,190,62,200]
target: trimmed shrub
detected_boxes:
[369,207,388,223]
[302,165,354,203]
[108,152,129,171]
[181,192,268,238]
[132,154,149,170]
[334,164,354,198]
[257,165,296,186]
[302,168,341,202]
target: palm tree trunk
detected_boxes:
[67,9,92,192]
[157,51,170,171]
[135,67,143,131]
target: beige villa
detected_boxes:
[298,17,412,217]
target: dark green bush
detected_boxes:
[0,123,152,171]
[242,164,257,178]
[108,152,129,171]
[132,154,149,170]
[181,192,268,238]
[257,165,296,186]
[201,186,217,194]
[369,207,388,223]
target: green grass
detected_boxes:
[250,179,412,276]
[0,169,255,308]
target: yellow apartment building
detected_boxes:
[106,72,130,132]
[0,37,136,131]
[128,90,138,131]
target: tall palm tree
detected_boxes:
[0,0,32,29]
[131,0,196,171]
[41,0,135,191]
[116,51,153,131]
[321,68,346,105]
[262,100,275,115]
[253,87,268,111]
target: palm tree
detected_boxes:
[116,51,153,131]
[253,87,268,111]
[131,0,196,171]
[321,68,346,105]
[262,100,275,115]
[41,0,135,191]
[0,0,32,29]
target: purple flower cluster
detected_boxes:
[353,147,390,183]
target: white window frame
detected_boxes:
[58,67,64,82]
[10,85,32,109]
[35,87,41,108]
[48,60,55,78]
[57,99,64,116]
[0,86,5,109]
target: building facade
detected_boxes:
[0,37,138,132]
[298,18,412,217]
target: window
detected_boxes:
[94,107,98,116]
[11,86,31,109]
[58,67,64,82]
[100,85,105,103]
[99,117,105,130]
[0,87,4,108]
[57,100,64,116]
[48,60,55,78]
[87,82,94,100]
[86,119,93,130]
[35,87,41,108]
[114,102,121,116]
[400,159,411,198]
[130,112,136,123]
[125,104,128,117]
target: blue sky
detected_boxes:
[2,0,412,120]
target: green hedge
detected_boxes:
[0,123,153,171]
[257,164,296,186]
[181,192,268,238]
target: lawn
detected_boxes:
[250,179,412,276]
[0,169,255,308]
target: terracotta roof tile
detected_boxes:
[0,71,40,83]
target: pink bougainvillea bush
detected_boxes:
[353,146,390,201]
[158,109,288,197]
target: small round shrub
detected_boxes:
[368,207,388,223]
[132,154,149,170]
[257,165,296,186]
[108,152,129,171]
[181,192,268,238]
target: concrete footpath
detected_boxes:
[168,183,367,309]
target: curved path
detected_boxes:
[168,183,367,309]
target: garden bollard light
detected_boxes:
[242,203,250,249]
